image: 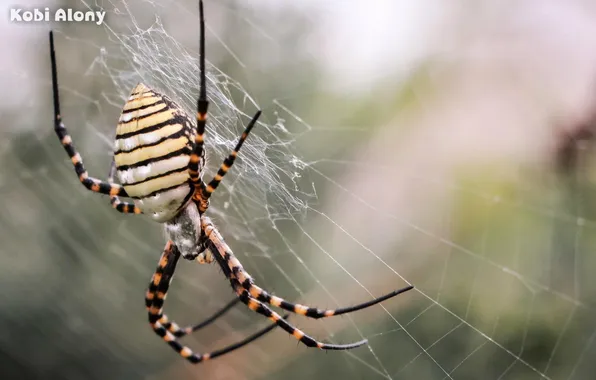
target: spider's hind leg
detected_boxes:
[147,242,222,337]
[208,239,369,351]
[201,216,413,319]
[146,240,283,363]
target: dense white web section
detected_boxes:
[91,0,313,225]
[40,1,596,379]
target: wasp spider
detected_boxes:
[48,0,414,364]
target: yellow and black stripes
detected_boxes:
[146,240,283,364]
[248,280,413,319]
[115,83,196,199]
[195,110,262,213]
[112,83,200,221]
[207,236,367,350]
[55,119,127,196]
[50,30,129,199]
[202,216,413,319]
[201,216,412,350]
[110,196,142,214]
[107,160,142,214]
[235,287,365,350]
[188,103,207,194]
[51,0,416,365]
[185,0,262,214]
[188,0,208,194]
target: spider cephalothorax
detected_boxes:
[49,0,413,365]
[164,201,213,263]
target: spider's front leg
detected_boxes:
[49,31,129,199]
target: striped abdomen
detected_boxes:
[114,83,200,223]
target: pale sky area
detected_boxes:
[3,0,596,124]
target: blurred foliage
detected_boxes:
[2,1,596,380]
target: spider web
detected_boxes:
[2,0,596,379]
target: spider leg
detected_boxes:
[196,110,261,213]
[187,0,208,195]
[107,159,142,214]
[201,216,413,319]
[188,0,261,213]
[146,241,284,363]
[49,31,129,198]
[146,243,232,337]
[208,240,368,350]
[170,298,242,338]
[236,285,366,350]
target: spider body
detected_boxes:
[114,83,198,223]
[113,83,209,260]
[48,0,413,365]
[165,201,211,261]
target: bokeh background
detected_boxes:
[2,0,596,379]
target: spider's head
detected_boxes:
[164,201,202,260]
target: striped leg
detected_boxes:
[146,242,225,337]
[188,0,262,213]
[167,298,241,338]
[237,286,366,350]
[49,31,129,198]
[147,241,283,363]
[195,110,261,213]
[208,240,368,350]
[201,216,414,319]
[107,159,142,214]
[188,0,208,194]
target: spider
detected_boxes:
[48,0,414,364]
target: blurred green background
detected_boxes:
[2,0,596,379]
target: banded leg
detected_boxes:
[195,110,261,213]
[188,0,262,213]
[188,0,208,192]
[49,31,129,198]
[146,242,226,337]
[237,287,366,350]
[168,298,241,338]
[201,216,414,318]
[208,243,368,350]
[108,159,142,214]
[147,241,283,363]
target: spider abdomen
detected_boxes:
[114,83,200,222]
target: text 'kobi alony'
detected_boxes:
[10,8,106,26]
